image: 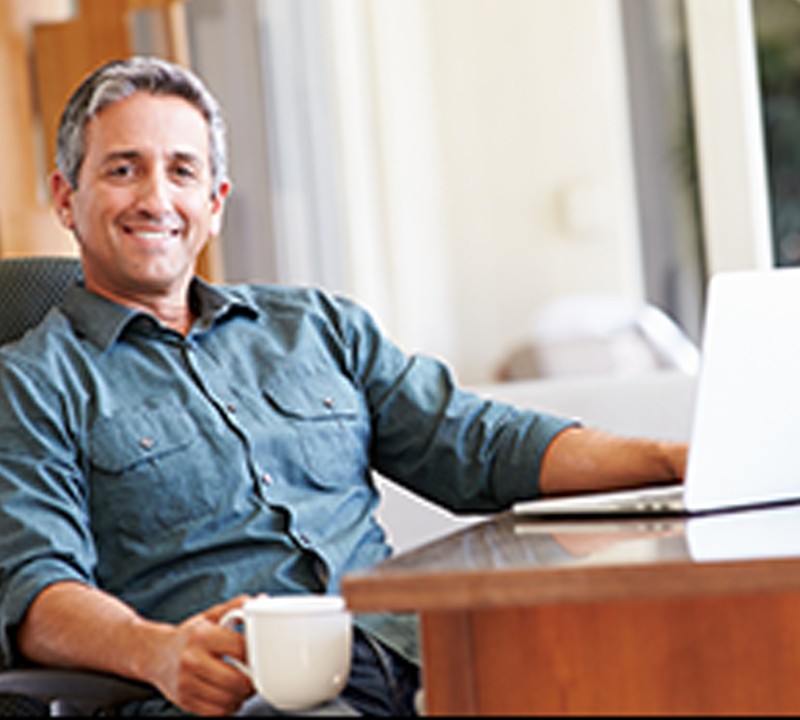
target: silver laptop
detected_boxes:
[513,266,800,518]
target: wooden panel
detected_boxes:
[460,592,800,715]
[0,0,74,256]
[419,611,478,715]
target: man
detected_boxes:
[0,57,687,716]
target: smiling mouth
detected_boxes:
[122,226,181,242]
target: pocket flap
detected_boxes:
[89,405,195,473]
[262,366,360,420]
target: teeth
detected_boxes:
[132,230,173,240]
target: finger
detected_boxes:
[191,615,249,661]
[174,635,254,714]
[203,594,256,623]
[178,675,253,718]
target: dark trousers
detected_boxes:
[340,628,420,716]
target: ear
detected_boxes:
[208,180,231,238]
[50,171,77,231]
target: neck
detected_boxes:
[118,294,196,335]
[83,277,196,336]
[154,303,195,335]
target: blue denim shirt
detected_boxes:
[0,279,572,668]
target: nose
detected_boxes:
[136,168,173,217]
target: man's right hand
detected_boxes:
[18,582,257,716]
[141,595,256,715]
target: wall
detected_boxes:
[355,0,644,383]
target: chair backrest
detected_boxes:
[0,256,82,346]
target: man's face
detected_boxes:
[52,91,228,307]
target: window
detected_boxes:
[754,0,800,267]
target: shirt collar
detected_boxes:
[62,277,259,350]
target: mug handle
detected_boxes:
[218,608,253,680]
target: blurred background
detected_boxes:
[1,0,797,385]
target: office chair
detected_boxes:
[0,257,82,346]
[0,256,156,715]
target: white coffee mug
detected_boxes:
[220,594,352,711]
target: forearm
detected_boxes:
[538,426,687,497]
[17,581,254,716]
[16,581,171,683]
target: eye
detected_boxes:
[107,163,135,179]
[172,164,197,180]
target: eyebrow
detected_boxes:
[170,151,205,168]
[100,150,142,165]
[100,149,205,167]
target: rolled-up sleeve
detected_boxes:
[0,353,97,667]
[330,296,577,513]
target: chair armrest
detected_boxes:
[0,667,155,715]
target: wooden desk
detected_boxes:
[342,505,800,715]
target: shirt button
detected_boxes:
[299,534,311,545]
[261,473,273,485]
[323,397,335,409]
[139,437,155,450]
[226,402,237,413]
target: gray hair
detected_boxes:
[55,56,228,198]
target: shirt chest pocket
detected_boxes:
[88,406,215,537]
[260,368,370,487]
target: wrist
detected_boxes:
[125,618,175,685]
